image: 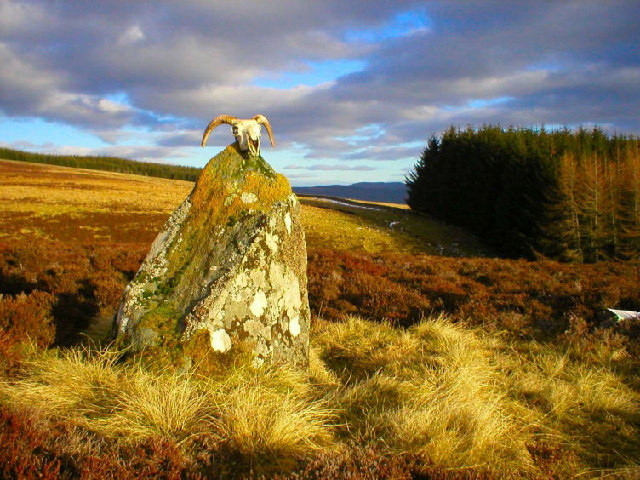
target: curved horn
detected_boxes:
[201,114,237,147]
[253,114,276,148]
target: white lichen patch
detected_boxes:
[284,273,302,312]
[250,291,268,317]
[241,192,258,204]
[289,316,300,337]
[268,261,284,287]
[249,269,267,289]
[244,319,269,338]
[265,232,279,253]
[284,212,292,234]
[204,288,229,322]
[225,300,250,324]
[210,328,232,352]
[116,282,150,335]
[229,272,249,302]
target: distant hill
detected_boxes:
[294,182,407,204]
[0,147,201,181]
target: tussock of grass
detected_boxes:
[314,316,533,471]
[1,316,639,477]
[97,367,211,442]
[0,346,335,471]
[0,347,123,422]
[311,316,640,475]
[212,382,335,468]
[496,339,640,471]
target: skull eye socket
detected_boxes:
[232,126,239,135]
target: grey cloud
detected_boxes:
[0,0,638,175]
[285,163,376,171]
[0,43,60,114]
[157,130,203,147]
[333,1,639,108]
[343,145,422,162]
[312,164,376,171]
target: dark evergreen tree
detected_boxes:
[405,125,640,262]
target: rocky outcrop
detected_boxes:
[115,143,309,368]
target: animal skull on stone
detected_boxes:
[201,114,275,156]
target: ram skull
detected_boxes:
[201,114,275,156]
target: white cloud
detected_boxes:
[0,43,61,112]
[0,0,638,183]
[118,25,145,45]
[0,1,47,37]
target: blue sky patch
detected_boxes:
[466,97,514,109]
[253,59,366,89]
[0,118,106,148]
[345,9,431,43]
[104,92,132,106]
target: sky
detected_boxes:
[1,1,639,186]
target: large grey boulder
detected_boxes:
[115,143,310,368]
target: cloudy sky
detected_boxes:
[1,1,638,186]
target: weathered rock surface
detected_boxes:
[115,143,309,368]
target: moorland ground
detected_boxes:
[1,158,639,479]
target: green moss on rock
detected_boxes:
[156,143,291,308]
[137,305,180,341]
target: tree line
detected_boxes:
[406,126,640,263]
[0,147,201,182]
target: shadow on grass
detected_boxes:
[52,280,100,347]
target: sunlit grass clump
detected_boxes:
[0,346,334,473]
[313,316,534,471]
[1,315,639,477]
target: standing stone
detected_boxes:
[115,143,310,368]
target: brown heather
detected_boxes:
[307,249,640,338]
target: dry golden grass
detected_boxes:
[300,196,487,255]
[349,199,411,209]
[0,159,193,215]
[312,316,535,472]
[1,315,639,477]
[493,339,640,473]
[0,159,193,243]
[0,345,335,471]
[0,158,485,255]
[301,203,416,253]
[98,367,212,442]
[315,317,640,476]
[211,378,336,469]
